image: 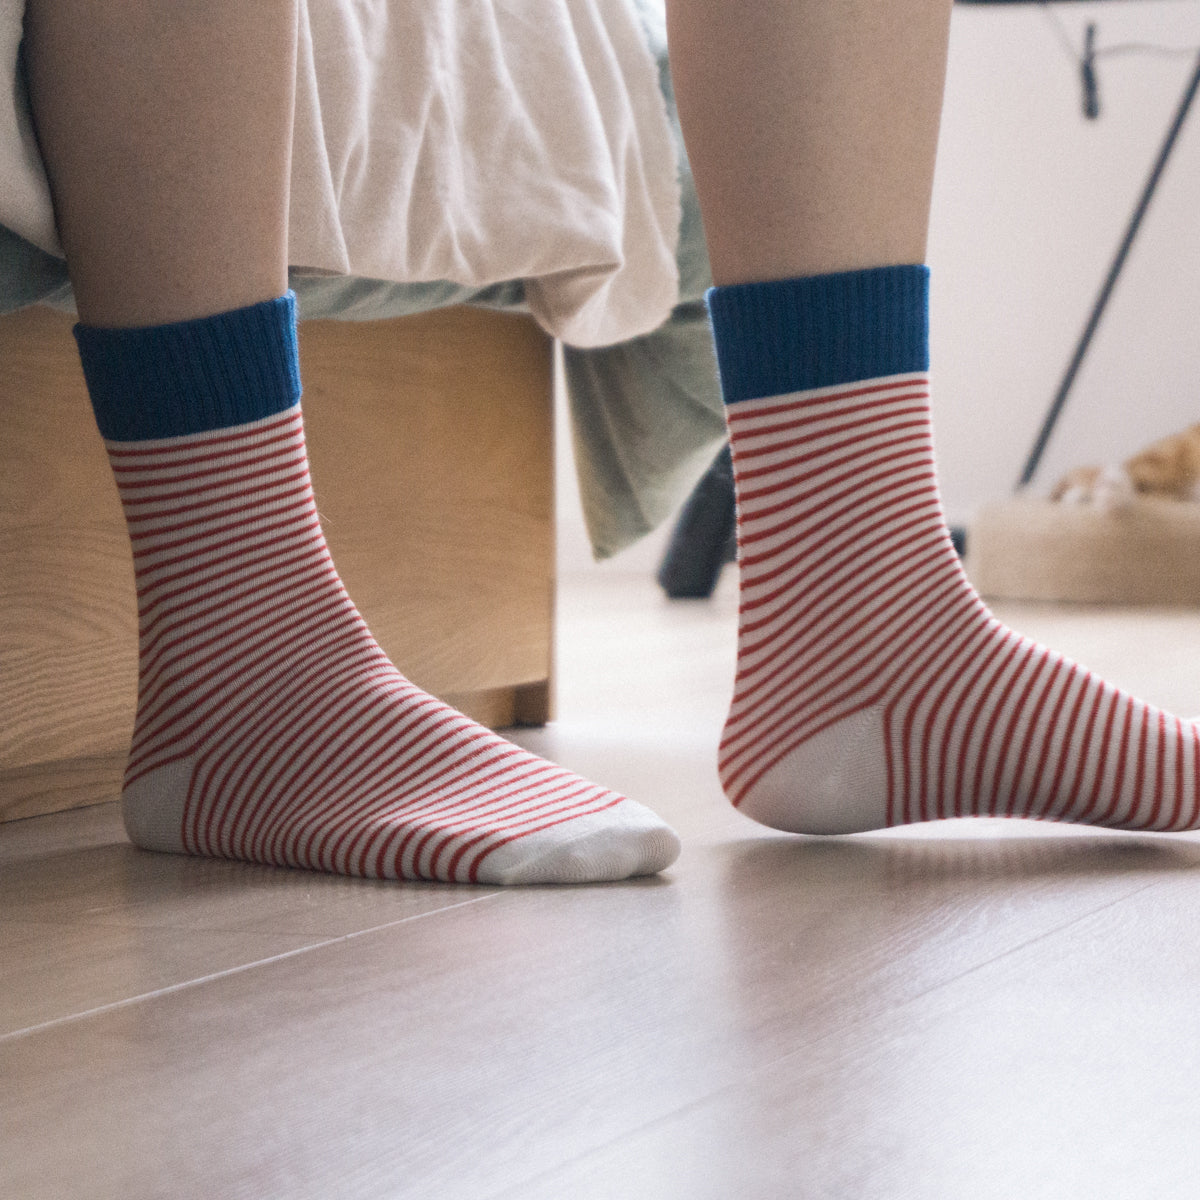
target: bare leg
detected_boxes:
[23,0,297,326]
[666,0,954,283]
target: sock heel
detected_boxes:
[727,706,890,835]
[121,759,193,854]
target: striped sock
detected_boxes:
[708,266,1200,834]
[75,292,679,882]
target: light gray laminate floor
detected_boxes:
[5,572,1200,1200]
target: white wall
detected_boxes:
[929,1,1200,523]
[559,1,1200,572]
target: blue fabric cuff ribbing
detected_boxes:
[75,291,303,442]
[706,265,930,405]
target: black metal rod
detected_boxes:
[1017,50,1200,490]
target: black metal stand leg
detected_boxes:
[657,443,738,599]
[1017,50,1200,490]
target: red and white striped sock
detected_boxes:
[73,294,677,883]
[106,407,679,882]
[721,370,1200,833]
[707,267,1199,834]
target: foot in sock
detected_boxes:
[708,266,1200,835]
[76,294,680,883]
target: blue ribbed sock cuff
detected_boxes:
[75,291,303,442]
[706,265,930,405]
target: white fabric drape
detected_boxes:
[0,0,680,346]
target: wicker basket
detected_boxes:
[966,495,1200,606]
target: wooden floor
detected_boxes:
[6,572,1200,1200]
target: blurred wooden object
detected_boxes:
[967,495,1200,606]
[0,304,555,823]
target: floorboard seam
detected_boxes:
[0,890,502,1045]
[896,876,1165,1008]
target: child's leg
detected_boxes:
[668,0,1200,832]
[22,1,680,881]
[24,0,295,326]
[666,0,952,286]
